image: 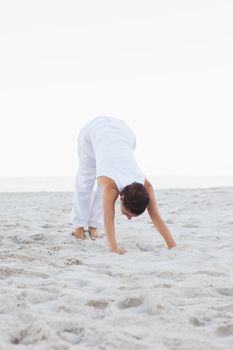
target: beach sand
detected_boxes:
[0,188,233,349]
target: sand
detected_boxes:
[0,188,233,350]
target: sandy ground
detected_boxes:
[0,188,233,350]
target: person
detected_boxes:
[71,116,176,254]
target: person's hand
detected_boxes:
[110,245,126,255]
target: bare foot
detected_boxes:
[88,226,99,240]
[72,227,86,240]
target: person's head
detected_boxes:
[120,182,150,220]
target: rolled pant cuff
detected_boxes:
[87,220,103,229]
[71,222,87,229]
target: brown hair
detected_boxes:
[120,182,150,215]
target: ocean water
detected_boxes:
[0,176,233,192]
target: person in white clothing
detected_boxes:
[71,116,176,254]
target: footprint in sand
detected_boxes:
[0,266,24,278]
[189,316,210,327]
[215,303,233,313]
[41,224,54,229]
[30,233,46,241]
[64,258,83,266]
[115,296,143,309]
[0,266,49,279]
[11,235,33,244]
[58,327,85,345]
[195,271,227,277]
[180,288,201,299]
[4,223,20,228]
[86,300,109,310]
[10,326,49,345]
[215,324,233,337]
[216,288,233,297]
[135,243,151,252]
[182,223,200,228]
[158,271,176,280]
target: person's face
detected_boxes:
[120,201,139,220]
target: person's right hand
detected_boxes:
[110,245,126,255]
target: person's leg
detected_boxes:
[70,126,96,236]
[71,164,96,228]
[87,183,103,238]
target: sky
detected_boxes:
[0,0,232,177]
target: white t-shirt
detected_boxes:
[84,116,145,192]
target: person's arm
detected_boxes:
[102,185,125,254]
[145,179,176,249]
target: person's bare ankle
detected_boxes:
[88,226,99,239]
[72,227,86,240]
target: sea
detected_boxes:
[0,176,233,192]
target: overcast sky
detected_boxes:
[0,0,232,177]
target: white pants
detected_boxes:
[70,122,103,229]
